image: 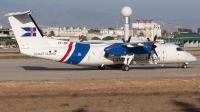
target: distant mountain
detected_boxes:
[33,9,124,29]
[0,0,124,29]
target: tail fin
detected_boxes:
[5,10,49,49]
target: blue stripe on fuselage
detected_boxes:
[66,43,90,65]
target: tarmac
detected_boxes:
[0,57,199,81]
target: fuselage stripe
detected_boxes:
[65,43,90,65]
[59,42,73,62]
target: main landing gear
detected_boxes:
[98,65,105,70]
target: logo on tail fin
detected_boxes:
[21,27,36,37]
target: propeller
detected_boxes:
[175,38,180,46]
[147,35,158,59]
[122,36,132,43]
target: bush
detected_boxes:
[102,36,114,40]
[91,37,101,40]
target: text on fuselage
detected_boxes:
[113,57,160,62]
[34,52,56,55]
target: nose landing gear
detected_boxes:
[122,65,130,71]
[178,63,187,69]
[121,54,135,71]
[182,63,187,69]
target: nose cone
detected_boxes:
[188,53,197,62]
[191,55,197,62]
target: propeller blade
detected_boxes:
[149,44,158,59]
[122,38,125,43]
[178,38,180,42]
[176,38,180,45]
[148,53,151,59]
[126,36,132,43]
[153,35,157,41]
[147,38,150,41]
[153,44,157,49]
[152,49,158,57]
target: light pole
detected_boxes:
[168,23,170,43]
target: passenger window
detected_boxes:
[176,48,184,51]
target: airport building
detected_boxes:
[132,20,161,41]
[97,20,162,41]
[42,27,88,42]
[0,28,15,47]
[164,33,200,47]
[99,28,124,40]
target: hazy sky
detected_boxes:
[4,0,200,17]
[2,0,200,30]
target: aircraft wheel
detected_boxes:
[101,66,105,70]
[182,64,187,69]
[98,66,105,70]
[122,65,129,71]
[98,66,101,70]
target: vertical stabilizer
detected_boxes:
[6,10,49,49]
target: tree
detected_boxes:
[178,28,193,33]
[80,36,88,42]
[108,27,114,30]
[162,30,167,38]
[5,39,18,47]
[48,30,55,37]
[157,36,162,39]
[91,37,101,40]
[172,32,178,38]
[5,39,12,46]
[80,39,88,42]
[102,36,114,40]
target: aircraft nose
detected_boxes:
[192,55,197,61]
[188,53,197,62]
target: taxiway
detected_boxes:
[0,57,199,81]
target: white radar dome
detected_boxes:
[121,6,132,17]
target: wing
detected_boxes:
[122,41,157,47]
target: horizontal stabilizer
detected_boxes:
[5,10,32,17]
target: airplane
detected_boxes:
[5,10,197,71]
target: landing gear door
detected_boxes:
[160,49,167,62]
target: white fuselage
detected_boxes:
[21,43,197,66]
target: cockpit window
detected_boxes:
[176,47,184,51]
